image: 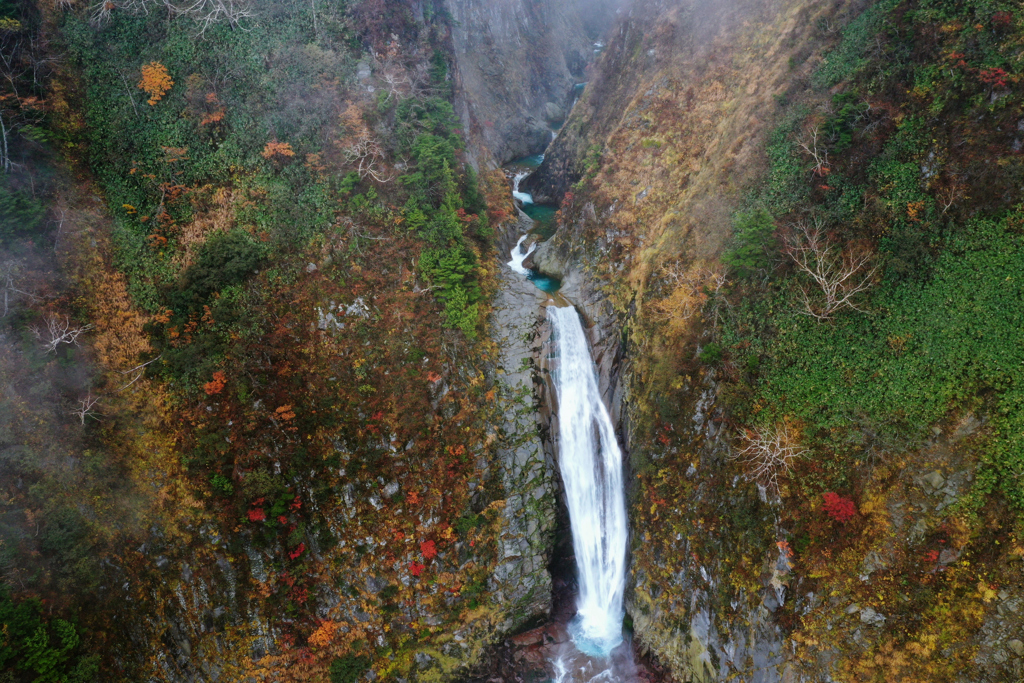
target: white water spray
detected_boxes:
[548,305,628,657]
[507,234,537,275]
[513,171,534,204]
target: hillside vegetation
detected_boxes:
[539,0,1024,679]
[0,1,537,681]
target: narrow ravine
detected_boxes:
[501,202,637,682]
[547,305,628,656]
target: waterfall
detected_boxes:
[548,305,628,657]
[513,171,534,204]
[508,234,537,275]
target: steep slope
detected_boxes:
[526,0,1024,680]
[0,1,573,681]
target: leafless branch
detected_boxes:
[731,421,807,496]
[70,391,102,425]
[1,260,41,318]
[785,219,877,321]
[939,174,968,215]
[799,126,830,177]
[90,0,255,34]
[117,353,163,391]
[33,314,94,353]
[343,136,393,183]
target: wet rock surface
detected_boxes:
[486,216,561,628]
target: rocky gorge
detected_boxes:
[1,0,1022,682]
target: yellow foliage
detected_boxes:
[308,620,340,648]
[138,61,173,105]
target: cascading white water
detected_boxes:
[548,305,628,657]
[512,171,534,204]
[508,234,537,275]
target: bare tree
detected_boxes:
[785,219,877,321]
[70,392,102,425]
[1,21,47,173]
[1,260,40,318]
[343,136,393,183]
[939,173,968,215]
[33,314,94,354]
[799,126,831,177]
[90,0,255,34]
[731,420,807,496]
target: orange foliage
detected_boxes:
[138,61,173,106]
[262,141,296,160]
[200,92,226,125]
[204,371,227,395]
[308,621,340,648]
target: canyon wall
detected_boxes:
[444,0,624,167]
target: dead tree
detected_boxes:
[343,136,393,183]
[799,126,830,177]
[785,219,877,321]
[731,420,807,497]
[90,0,255,34]
[34,314,94,354]
[1,260,40,318]
[70,392,102,425]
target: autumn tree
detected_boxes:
[138,62,173,106]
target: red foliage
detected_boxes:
[420,540,437,560]
[822,492,857,523]
[290,584,309,603]
[288,543,306,560]
[978,67,1009,88]
[289,495,302,512]
[248,508,267,522]
[923,549,940,563]
[409,561,424,577]
[278,515,288,525]
[992,11,1013,29]
[204,371,227,395]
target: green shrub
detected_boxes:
[698,342,723,366]
[0,586,98,682]
[210,474,234,496]
[721,208,777,279]
[0,181,46,244]
[171,230,263,312]
[329,654,372,683]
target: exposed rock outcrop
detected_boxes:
[486,214,560,629]
[445,0,624,167]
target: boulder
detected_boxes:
[543,102,565,123]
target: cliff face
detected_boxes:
[526,0,1024,680]
[445,0,624,167]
